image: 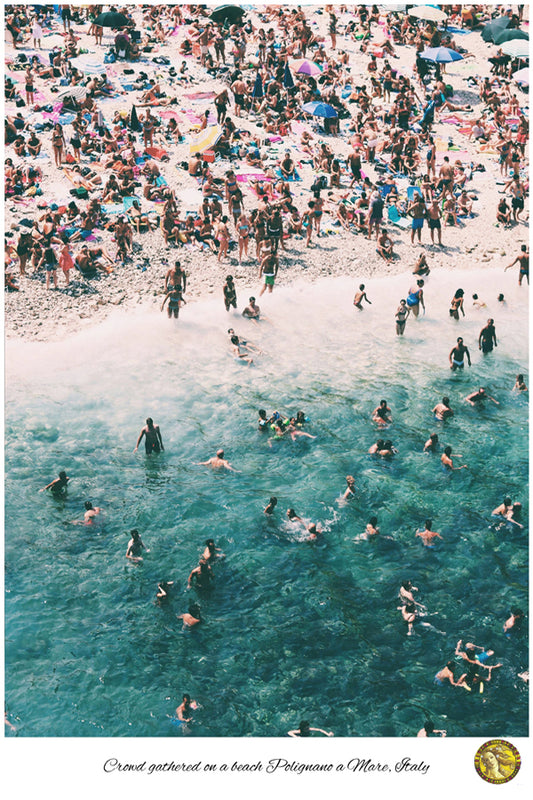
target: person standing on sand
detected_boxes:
[134,418,164,454]
[427,200,442,246]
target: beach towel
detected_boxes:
[122,197,138,211]
[145,146,170,161]
[184,91,216,100]
[101,204,123,215]
[275,168,301,181]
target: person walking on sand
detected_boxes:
[134,418,164,454]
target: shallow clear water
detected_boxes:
[5,268,528,737]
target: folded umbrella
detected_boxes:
[252,71,263,99]
[283,62,295,89]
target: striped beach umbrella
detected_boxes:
[189,125,223,154]
[56,84,88,101]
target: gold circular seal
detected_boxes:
[474,740,521,784]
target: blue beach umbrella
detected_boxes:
[301,101,338,118]
[420,47,464,64]
[283,62,295,89]
[252,71,263,99]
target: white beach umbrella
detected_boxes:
[409,6,448,23]
[70,55,107,75]
[501,39,529,59]
[513,67,529,85]
[56,84,88,101]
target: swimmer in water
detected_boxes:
[423,433,439,452]
[287,418,316,441]
[395,299,410,336]
[503,607,525,634]
[372,399,392,426]
[401,601,417,635]
[134,418,164,454]
[441,446,467,471]
[176,694,198,722]
[368,439,385,454]
[417,720,447,737]
[513,374,527,392]
[455,640,502,671]
[156,580,174,603]
[288,720,334,737]
[465,387,499,406]
[242,296,261,322]
[399,580,421,607]
[187,558,214,590]
[307,522,323,540]
[202,538,225,562]
[416,519,443,546]
[178,602,202,628]
[126,529,149,563]
[432,397,453,421]
[197,449,239,471]
[433,663,466,689]
[341,475,357,500]
[353,283,372,310]
[264,497,278,514]
[472,293,487,309]
[41,470,69,495]
[286,508,304,524]
[230,334,254,366]
[365,516,380,537]
[83,500,101,524]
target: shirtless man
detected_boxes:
[449,337,471,371]
[41,470,69,495]
[134,418,164,454]
[231,76,247,118]
[438,156,455,199]
[377,229,394,262]
[505,244,529,285]
[427,199,442,245]
[197,449,238,471]
[423,433,439,452]
[416,519,443,546]
[353,284,372,310]
[432,397,453,420]
[178,603,202,627]
[242,296,261,320]
[478,319,497,353]
[441,446,467,471]
[165,260,187,294]
[465,387,499,406]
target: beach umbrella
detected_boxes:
[252,71,263,99]
[210,5,244,24]
[500,39,529,59]
[513,67,529,85]
[381,4,407,12]
[420,46,464,63]
[292,58,323,76]
[493,28,529,45]
[301,101,338,118]
[283,62,295,89]
[56,84,88,101]
[408,6,448,23]
[189,125,223,155]
[70,55,107,75]
[481,17,510,43]
[94,11,130,28]
[130,104,142,132]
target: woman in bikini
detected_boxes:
[51,123,66,168]
[237,212,251,263]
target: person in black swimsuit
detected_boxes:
[223,275,237,311]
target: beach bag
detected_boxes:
[15,97,26,107]
[104,51,116,63]
[445,84,454,98]
[70,187,89,199]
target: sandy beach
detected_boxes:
[4,4,529,341]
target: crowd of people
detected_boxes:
[5,3,529,738]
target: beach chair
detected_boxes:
[387,205,410,230]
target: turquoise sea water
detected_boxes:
[4,268,528,737]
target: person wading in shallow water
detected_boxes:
[134,418,164,454]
